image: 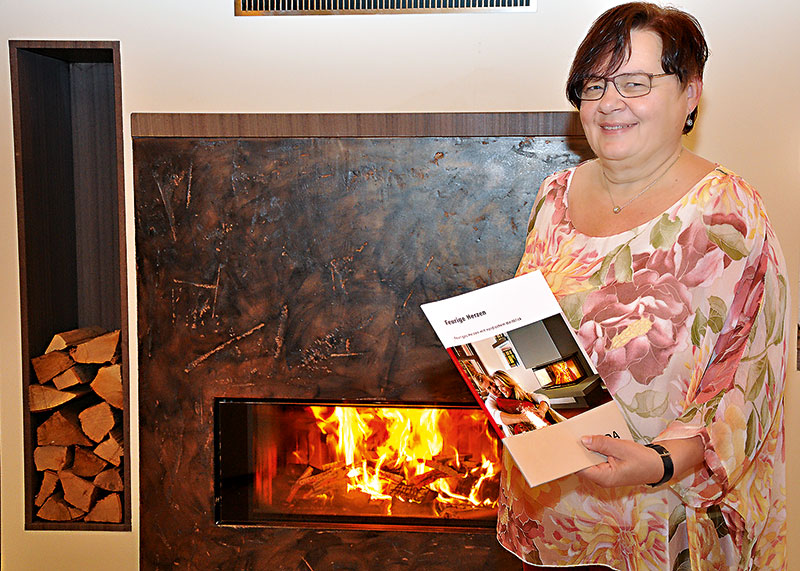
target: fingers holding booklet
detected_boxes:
[420,270,633,488]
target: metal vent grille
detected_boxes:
[237,0,536,15]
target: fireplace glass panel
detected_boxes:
[215,399,501,530]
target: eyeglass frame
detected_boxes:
[579,72,674,101]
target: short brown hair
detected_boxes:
[566,2,708,133]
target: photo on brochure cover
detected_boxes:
[421,270,618,443]
[448,312,611,439]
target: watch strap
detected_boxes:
[645,442,674,487]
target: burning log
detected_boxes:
[409,469,447,488]
[378,469,404,485]
[309,465,350,494]
[425,459,463,478]
[438,505,498,520]
[294,462,347,489]
[284,462,349,501]
[476,472,501,501]
[262,404,503,525]
[286,466,314,503]
[389,481,437,504]
[26,328,125,523]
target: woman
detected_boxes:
[496,3,788,570]
[484,371,556,436]
[491,370,529,401]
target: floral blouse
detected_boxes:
[497,166,788,570]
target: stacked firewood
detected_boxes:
[28,327,124,523]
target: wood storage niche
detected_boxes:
[10,40,130,530]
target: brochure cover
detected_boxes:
[421,270,633,487]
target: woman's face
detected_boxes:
[579,30,701,165]
[494,378,513,397]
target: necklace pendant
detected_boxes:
[612,206,621,214]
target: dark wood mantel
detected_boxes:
[131,111,584,138]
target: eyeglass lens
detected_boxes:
[580,73,653,101]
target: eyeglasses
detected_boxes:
[579,72,673,101]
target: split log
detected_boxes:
[286,463,350,496]
[93,468,123,492]
[78,401,115,443]
[70,330,120,364]
[425,459,463,478]
[37,492,85,521]
[90,364,124,409]
[409,469,446,488]
[72,447,108,478]
[37,409,93,447]
[28,384,90,413]
[84,493,122,523]
[379,470,405,485]
[59,470,98,512]
[28,326,127,524]
[475,472,500,502]
[52,365,95,390]
[438,505,497,520]
[34,470,60,507]
[94,429,124,466]
[460,458,481,470]
[45,326,107,353]
[31,350,74,384]
[296,462,347,491]
[33,445,72,472]
[286,466,314,503]
[390,481,436,503]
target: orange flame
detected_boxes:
[547,357,582,386]
[308,405,499,513]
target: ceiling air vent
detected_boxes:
[236,0,536,15]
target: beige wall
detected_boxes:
[1,1,798,569]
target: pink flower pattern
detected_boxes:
[497,166,788,570]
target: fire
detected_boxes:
[546,357,583,386]
[305,405,500,515]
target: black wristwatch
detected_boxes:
[645,443,674,487]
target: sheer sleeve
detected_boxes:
[656,173,789,508]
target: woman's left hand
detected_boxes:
[578,435,667,488]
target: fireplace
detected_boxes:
[215,399,501,531]
[133,112,591,569]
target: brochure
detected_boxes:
[421,270,633,488]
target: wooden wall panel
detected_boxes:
[131,111,585,139]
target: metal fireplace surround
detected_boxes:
[133,111,590,570]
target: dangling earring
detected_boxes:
[685,116,694,128]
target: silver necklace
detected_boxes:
[601,148,683,214]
